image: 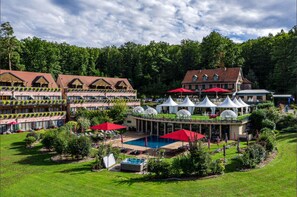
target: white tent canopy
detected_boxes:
[238,97,250,113]
[196,96,217,108]
[156,96,178,113]
[217,96,241,108]
[160,96,178,106]
[238,97,250,107]
[177,96,196,114]
[232,98,245,115]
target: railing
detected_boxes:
[132,114,250,123]
[66,88,137,93]
[0,99,67,106]
[0,86,61,92]
[68,99,140,104]
[0,111,66,120]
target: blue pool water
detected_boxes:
[124,136,177,149]
[121,158,145,165]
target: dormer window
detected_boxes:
[68,78,84,89]
[192,75,198,82]
[213,74,219,81]
[203,74,208,81]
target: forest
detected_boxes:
[1,22,296,97]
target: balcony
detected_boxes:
[0,86,62,97]
[65,88,137,93]
[68,99,140,104]
[0,86,61,92]
[0,99,67,107]
[0,111,66,125]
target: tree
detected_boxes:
[0,22,23,70]
[77,117,91,132]
[109,100,128,123]
[68,136,91,159]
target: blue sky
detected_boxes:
[2,0,295,47]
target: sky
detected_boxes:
[2,0,296,47]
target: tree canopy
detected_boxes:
[1,22,296,97]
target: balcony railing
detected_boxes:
[0,86,61,92]
[66,88,137,93]
[132,114,250,123]
[0,99,67,106]
[0,111,66,120]
[68,99,140,104]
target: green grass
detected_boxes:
[1,132,296,197]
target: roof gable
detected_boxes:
[116,80,128,88]
[69,78,84,87]
[33,76,49,85]
[0,72,24,83]
[90,78,111,88]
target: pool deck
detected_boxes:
[106,131,185,158]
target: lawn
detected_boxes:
[0,132,296,197]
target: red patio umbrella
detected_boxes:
[167,88,195,98]
[203,87,231,99]
[167,88,195,93]
[90,122,126,130]
[160,129,205,142]
[8,121,18,125]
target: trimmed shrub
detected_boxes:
[26,132,40,141]
[41,130,57,150]
[53,131,72,155]
[25,136,36,147]
[210,159,225,175]
[258,129,276,152]
[261,119,276,130]
[277,114,297,130]
[281,126,297,133]
[257,102,274,109]
[68,136,91,159]
[250,110,266,130]
[239,144,266,168]
[147,159,171,178]
[172,155,193,176]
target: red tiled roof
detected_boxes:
[182,67,241,84]
[57,74,134,90]
[0,69,58,88]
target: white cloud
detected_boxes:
[2,0,295,47]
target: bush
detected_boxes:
[41,130,57,150]
[189,140,212,176]
[68,136,91,159]
[147,158,171,178]
[281,126,297,133]
[210,159,225,175]
[25,136,37,147]
[77,117,91,133]
[26,132,40,141]
[53,131,72,155]
[276,114,297,130]
[250,110,266,130]
[171,155,193,176]
[257,102,274,109]
[261,119,276,130]
[239,144,266,168]
[258,129,276,152]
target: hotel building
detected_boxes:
[0,70,66,133]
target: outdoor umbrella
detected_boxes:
[167,88,195,98]
[160,129,205,142]
[90,122,126,130]
[203,87,231,100]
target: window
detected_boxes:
[192,75,198,82]
[224,84,228,89]
[213,74,219,81]
[195,85,198,90]
[209,84,213,88]
[203,74,208,81]
[189,85,192,90]
[202,84,205,89]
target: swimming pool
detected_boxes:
[124,136,177,149]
